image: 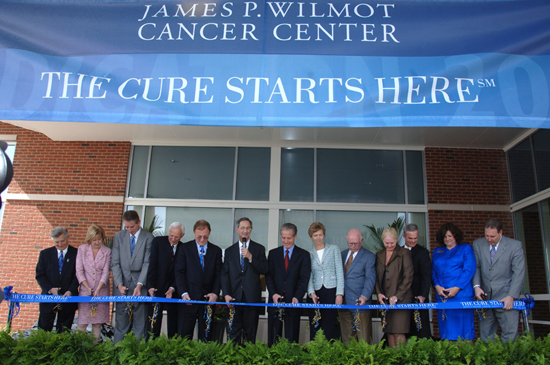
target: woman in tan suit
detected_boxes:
[375,227,414,347]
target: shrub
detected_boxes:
[0,330,548,365]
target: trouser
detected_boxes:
[38,303,77,333]
[338,309,372,344]
[308,286,338,341]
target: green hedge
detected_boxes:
[1,330,549,365]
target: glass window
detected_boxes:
[236,147,271,201]
[508,139,536,203]
[147,146,235,200]
[406,212,428,249]
[144,206,234,249]
[406,151,425,205]
[317,149,405,204]
[515,202,550,338]
[128,146,149,198]
[232,209,269,247]
[316,211,403,252]
[280,148,314,202]
[532,129,550,192]
[143,206,167,235]
[278,209,314,249]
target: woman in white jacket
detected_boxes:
[307,222,345,341]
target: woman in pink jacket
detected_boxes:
[76,224,111,341]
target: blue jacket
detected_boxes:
[341,247,376,312]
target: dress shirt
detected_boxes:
[196,241,208,255]
[283,244,295,260]
[344,251,358,263]
[131,229,141,244]
[57,247,68,259]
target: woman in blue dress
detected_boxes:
[432,223,475,340]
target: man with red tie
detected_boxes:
[266,223,311,345]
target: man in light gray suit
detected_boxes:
[473,218,526,342]
[338,228,376,343]
[111,210,154,343]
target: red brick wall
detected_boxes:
[425,148,510,205]
[2,124,129,196]
[0,122,130,330]
[425,147,516,339]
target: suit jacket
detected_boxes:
[36,245,79,311]
[308,244,345,295]
[375,245,414,303]
[75,243,111,296]
[221,240,268,303]
[341,247,376,312]
[111,228,154,295]
[175,240,223,301]
[473,235,526,300]
[147,236,181,298]
[266,245,311,304]
[409,244,432,300]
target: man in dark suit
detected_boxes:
[403,223,432,339]
[175,219,223,340]
[111,210,154,343]
[146,222,185,339]
[221,217,268,345]
[338,228,376,344]
[473,218,526,342]
[266,223,311,345]
[35,226,79,332]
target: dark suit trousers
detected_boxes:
[38,303,77,333]
[227,293,259,345]
[147,302,179,339]
[267,306,301,346]
[308,286,338,341]
[407,308,432,339]
[179,304,210,341]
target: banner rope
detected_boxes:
[4,291,536,312]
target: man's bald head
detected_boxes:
[346,229,363,253]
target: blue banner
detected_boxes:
[0,0,549,128]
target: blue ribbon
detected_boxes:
[7,293,534,311]
[3,286,21,321]
[522,293,535,316]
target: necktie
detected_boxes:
[345,253,353,274]
[200,246,205,270]
[240,242,246,272]
[58,251,64,274]
[130,235,136,256]
[490,245,496,264]
[284,249,289,272]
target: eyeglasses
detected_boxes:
[238,227,252,231]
